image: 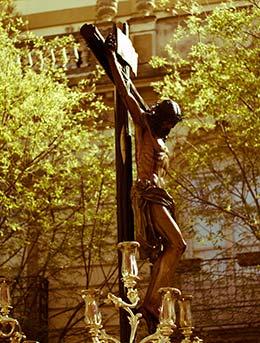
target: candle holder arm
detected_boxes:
[107,293,142,343]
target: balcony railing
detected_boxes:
[17,30,111,74]
[175,256,260,332]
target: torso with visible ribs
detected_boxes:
[135,124,169,188]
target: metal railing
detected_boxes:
[176,257,260,330]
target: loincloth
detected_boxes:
[131,180,176,262]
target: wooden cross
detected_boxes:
[80,23,139,342]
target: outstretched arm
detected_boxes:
[105,43,146,127]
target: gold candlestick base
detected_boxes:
[82,242,205,343]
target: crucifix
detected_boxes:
[80,22,142,342]
[80,21,186,339]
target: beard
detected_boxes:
[147,113,172,140]
[152,126,171,140]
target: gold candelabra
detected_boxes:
[0,279,39,343]
[82,241,203,343]
[0,279,25,343]
[0,242,203,342]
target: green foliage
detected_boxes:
[0,2,118,339]
[0,0,116,300]
[151,1,260,247]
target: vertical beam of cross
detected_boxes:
[114,23,135,343]
[80,22,137,342]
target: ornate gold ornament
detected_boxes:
[82,242,203,343]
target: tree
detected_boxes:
[151,1,260,252]
[0,1,117,341]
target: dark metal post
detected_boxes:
[114,22,135,343]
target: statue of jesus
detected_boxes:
[105,34,186,332]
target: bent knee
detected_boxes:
[180,240,187,254]
[168,239,186,255]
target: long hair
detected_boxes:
[152,99,182,124]
[148,100,182,139]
